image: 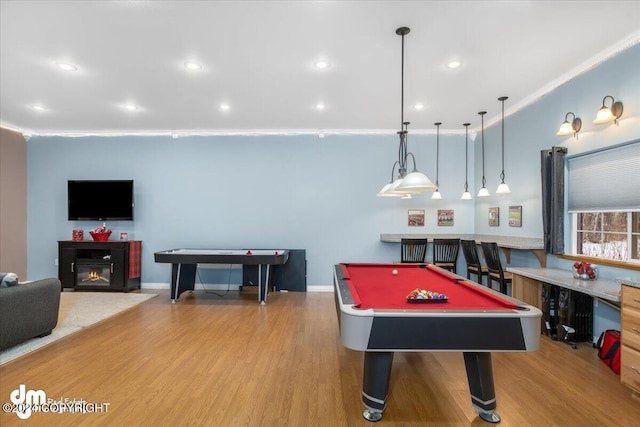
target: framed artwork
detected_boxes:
[509,205,522,227]
[489,207,499,226]
[437,209,454,226]
[408,209,425,227]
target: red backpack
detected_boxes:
[596,329,621,375]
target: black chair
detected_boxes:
[460,239,489,285]
[480,242,513,295]
[432,238,460,273]
[400,238,428,263]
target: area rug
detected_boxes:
[0,291,157,365]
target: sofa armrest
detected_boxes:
[0,278,61,351]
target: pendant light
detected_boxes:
[377,27,436,197]
[496,96,511,194]
[477,111,490,197]
[431,122,443,200]
[461,123,472,200]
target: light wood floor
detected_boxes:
[1,289,638,426]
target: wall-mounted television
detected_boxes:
[68,180,134,221]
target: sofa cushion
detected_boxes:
[0,272,19,288]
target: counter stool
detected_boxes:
[480,241,512,295]
[460,239,489,285]
[401,238,428,263]
[432,238,460,273]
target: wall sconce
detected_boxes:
[461,123,472,200]
[556,112,582,138]
[431,122,443,200]
[593,95,623,125]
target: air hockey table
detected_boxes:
[154,249,289,303]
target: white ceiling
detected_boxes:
[1,0,640,137]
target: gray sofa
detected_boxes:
[0,278,61,351]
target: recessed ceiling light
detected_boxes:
[56,62,78,71]
[220,104,230,111]
[32,105,46,111]
[184,61,202,70]
[314,60,330,69]
[413,103,425,111]
[315,103,326,110]
[447,60,462,69]
[124,104,138,111]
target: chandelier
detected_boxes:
[376,27,436,198]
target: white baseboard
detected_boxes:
[140,282,333,292]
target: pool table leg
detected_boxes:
[463,352,501,423]
[361,351,394,422]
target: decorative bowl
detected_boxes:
[89,231,112,241]
[573,263,598,280]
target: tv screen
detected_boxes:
[68,180,134,221]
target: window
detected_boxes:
[574,211,640,262]
[568,141,640,264]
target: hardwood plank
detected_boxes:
[1,290,638,426]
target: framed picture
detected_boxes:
[408,209,425,227]
[489,207,499,226]
[437,209,454,226]
[509,205,522,227]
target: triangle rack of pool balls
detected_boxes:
[406,288,448,303]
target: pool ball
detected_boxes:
[392,269,398,276]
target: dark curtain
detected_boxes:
[541,146,567,254]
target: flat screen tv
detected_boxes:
[68,180,134,221]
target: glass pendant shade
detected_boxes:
[496,182,511,194]
[461,191,472,200]
[387,177,420,196]
[477,186,490,197]
[395,170,437,192]
[431,189,442,200]
[376,182,403,197]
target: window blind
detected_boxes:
[568,140,640,212]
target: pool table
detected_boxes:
[154,249,289,303]
[334,262,542,423]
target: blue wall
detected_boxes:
[27,132,474,287]
[26,44,640,291]
[473,43,639,279]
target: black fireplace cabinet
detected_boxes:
[58,240,141,292]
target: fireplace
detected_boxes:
[76,261,112,288]
[71,246,123,291]
[58,240,142,292]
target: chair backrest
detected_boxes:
[432,238,460,264]
[401,238,428,263]
[460,239,481,270]
[480,242,504,276]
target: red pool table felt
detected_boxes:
[341,263,519,310]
